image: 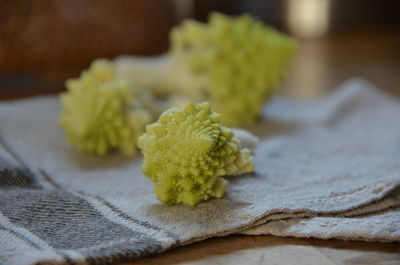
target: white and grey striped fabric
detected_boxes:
[0,79,399,265]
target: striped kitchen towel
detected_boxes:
[0,79,399,265]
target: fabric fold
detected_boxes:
[0,78,399,265]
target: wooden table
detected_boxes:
[128,236,400,265]
[1,28,400,264]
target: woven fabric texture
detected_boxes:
[0,79,399,265]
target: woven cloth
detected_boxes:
[0,79,399,265]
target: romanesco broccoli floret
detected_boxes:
[59,59,151,156]
[116,13,296,126]
[138,102,254,206]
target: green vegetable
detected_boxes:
[59,59,152,156]
[116,12,296,126]
[138,102,254,206]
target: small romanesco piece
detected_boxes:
[138,102,254,206]
[59,59,151,156]
[116,12,297,126]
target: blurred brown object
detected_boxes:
[0,0,176,98]
[282,27,400,99]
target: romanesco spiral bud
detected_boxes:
[59,59,151,156]
[138,102,254,206]
[171,13,297,126]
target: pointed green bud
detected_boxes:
[138,102,254,206]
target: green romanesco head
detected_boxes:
[171,12,297,126]
[59,59,151,156]
[138,102,254,206]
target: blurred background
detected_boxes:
[1,0,399,99]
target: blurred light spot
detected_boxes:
[287,0,330,38]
